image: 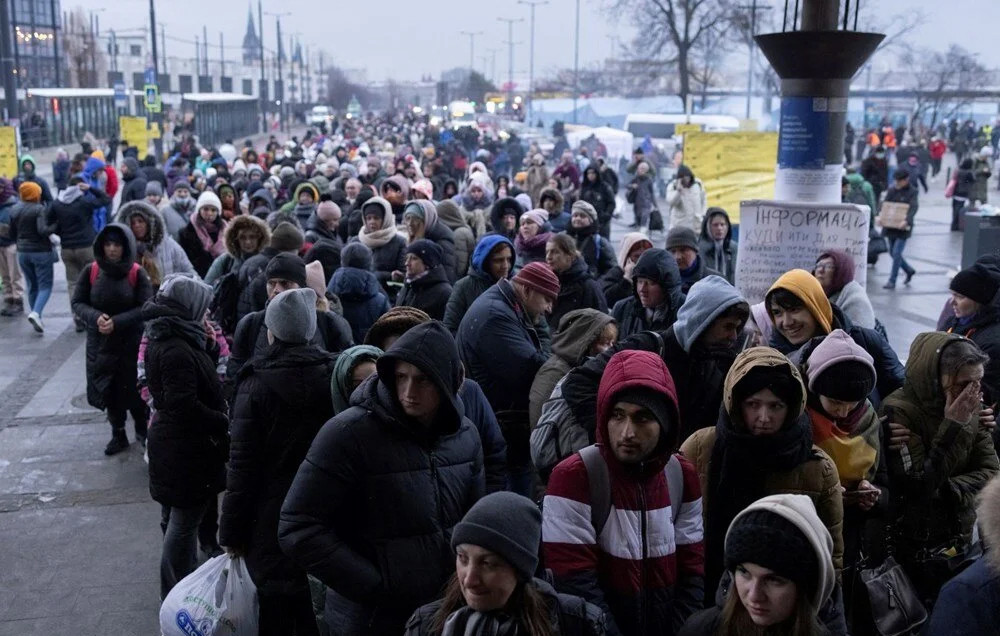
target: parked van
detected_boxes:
[623,113,740,143]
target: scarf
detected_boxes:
[191,213,226,257]
[712,239,726,273]
[442,606,520,636]
[146,314,207,350]
[514,231,551,259]
[704,411,814,600]
[358,223,399,249]
[807,399,880,486]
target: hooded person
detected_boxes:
[680,494,837,636]
[214,182,238,221]
[514,208,554,269]
[612,247,685,338]
[81,155,110,233]
[278,321,486,635]
[178,190,229,277]
[16,154,53,202]
[51,174,113,314]
[142,274,229,600]
[490,196,524,242]
[289,181,321,228]
[538,186,570,233]
[812,250,876,330]
[436,199,475,277]
[234,221,306,324]
[567,200,616,278]
[163,181,197,239]
[249,187,276,220]
[528,309,617,428]
[880,332,1000,603]
[542,349,705,636]
[220,287,336,633]
[115,201,197,288]
[356,195,407,300]
[942,260,1000,407]
[329,344,383,414]
[697,208,738,285]
[666,164,707,232]
[443,234,515,334]
[328,242,391,344]
[580,164,617,240]
[380,174,411,222]
[553,276,749,479]
[600,232,653,309]
[403,199,458,282]
[395,239,453,320]
[204,214,271,285]
[71,224,154,455]
[765,269,904,404]
[680,347,844,616]
[119,156,149,205]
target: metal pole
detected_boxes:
[90,13,97,87]
[276,16,283,131]
[219,32,224,80]
[195,34,200,86]
[148,0,163,160]
[746,0,756,119]
[258,0,265,132]
[202,25,208,77]
[50,0,60,86]
[459,31,482,77]
[0,0,20,123]
[111,29,117,72]
[161,24,166,74]
[518,0,548,128]
[573,0,579,123]
[497,18,522,115]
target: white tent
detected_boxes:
[566,126,636,164]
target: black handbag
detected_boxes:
[860,555,927,636]
[625,184,637,204]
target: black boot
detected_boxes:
[104,430,129,456]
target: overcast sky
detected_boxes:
[72,0,1000,83]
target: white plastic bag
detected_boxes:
[159,554,259,636]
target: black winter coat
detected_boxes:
[143,306,228,509]
[881,183,919,240]
[362,234,407,299]
[609,248,683,338]
[942,302,1000,407]
[279,355,484,632]
[71,224,153,411]
[568,224,616,277]
[120,169,148,205]
[580,178,617,225]
[328,266,392,344]
[8,201,56,253]
[548,258,609,329]
[178,216,226,277]
[426,222,458,283]
[443,270,493,333]
[227,308,353,380]
[304,237,343,283]
[395,265,453,320]
[51,187,111,249]
[220,343,335,593]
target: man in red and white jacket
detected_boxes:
[542,349,704,636]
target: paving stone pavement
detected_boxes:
[0,151,977,634]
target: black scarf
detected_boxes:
[442,607,521,636]
[703,410,814,603]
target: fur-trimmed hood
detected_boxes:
[115,200,166,247]
[223,214,271,258]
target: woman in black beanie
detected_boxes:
[404,491,607,636]
[942,260,1000,407]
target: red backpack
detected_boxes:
[89,261,141,288]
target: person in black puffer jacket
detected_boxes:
[72,223,153,454]
[328,242,391,344]
[220,288,335,635]
[395,239,453,320]
[612,248,685,339]
[545,233,608,330]
[51,176,112,314]
[567,200,616,277]
[279,322,485,636]
[490,196,524,242]
[580,165,617,239]
[142,274,228,600]
[119,157,148,205]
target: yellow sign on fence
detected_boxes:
[675,123,702,137]
[683,131,778,224]
[0,127,19,179]
[118,116,160,161]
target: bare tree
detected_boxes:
[902,45,986,130]
[62,8,102,88]
[325,65,372,110]
[688,21,732,107]
[607,0,733,105]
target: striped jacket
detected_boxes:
[542,350,705,636]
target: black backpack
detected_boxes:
[210,269,241,334]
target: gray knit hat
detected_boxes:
[265,288,317,344]
[451,491,541,581]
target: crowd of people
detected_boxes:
[0,108,999,636]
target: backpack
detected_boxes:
[210,268,241,334]
[578,444,684,536]
[89,261,140,288]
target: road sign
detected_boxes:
[113,82,127,109]
[144,84,161,113]
[144,67,156,85]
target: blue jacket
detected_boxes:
[457,378,507,493]
[443,234,513,333]
[0,197,16,248]
[83,156,110,233]
[328,266,391,344]
[926,557,1000,635]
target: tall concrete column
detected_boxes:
[755,0,882,203]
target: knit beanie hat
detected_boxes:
[265,252,308,288]
[403,202,426,223]
[406,238,443,269]
[316,200,341,222]
[341,242,373,270]
[725,508,818,597]
[612,386,674,432]
[520,209,549,229]
[451,492,541,581]
[304,260,327,299]
[145,181,164,197]
[170,180,191,196]
[665,226,699,252]
[196,190,222,212]
[515,193,532,212]
[18,182,41,203]
[806,329,876,402]
[513,262,561,301]
[571,200,598,224]
[270,221,305,252]
[950,265,1000,306]
[265,288,317,344]
[363,306,431,347]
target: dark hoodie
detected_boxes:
[51,182,111,249]
[120,157,148,205]
[220,338,336,593]
[528,308,616,427]
[278,322,485,633]
[328,244,392,344]
[697,208,738,284]
[443,234,514,333]
[612,248,684,338]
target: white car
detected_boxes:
[309,106,334,126]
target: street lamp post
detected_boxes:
[148,0,163,160]
[265,11,290,132]
[459,30,483,78]
[257,0,266,132]
[0,0,19,124]
[497,17,523,116]
[573,0,579,123]
[518,0,547,128]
